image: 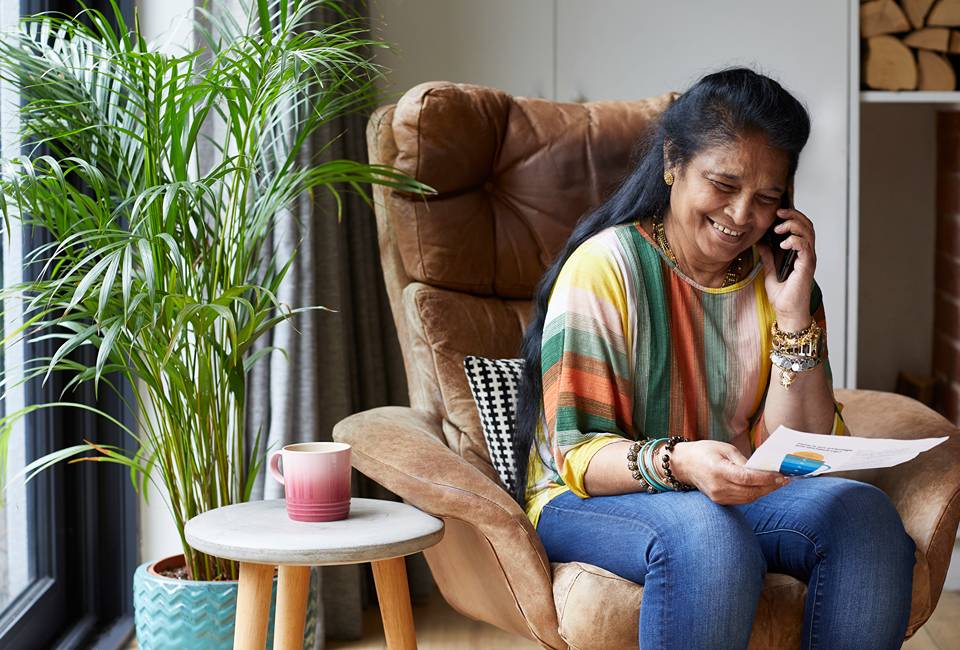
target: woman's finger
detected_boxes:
[720,459,782,487]
[774,211,817,240]
[776,208,813,228]
[779,234,808,251]
[775,215,815,243]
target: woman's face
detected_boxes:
[666,133,790,266]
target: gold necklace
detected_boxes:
[652,217,748,288]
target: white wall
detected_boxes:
[371,0,852,384]
[371,0,554,102]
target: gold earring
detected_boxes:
[664,170,674,186]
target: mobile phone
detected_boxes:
[764,183,796,282]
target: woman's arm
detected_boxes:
[761,345,836,434]
[757,207,839,437]
[582,436,787,502]
[537,237,636,498]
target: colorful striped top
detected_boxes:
[524,221,847,528]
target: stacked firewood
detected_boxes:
[862,0,960,90]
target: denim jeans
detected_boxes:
[536,476,916,650]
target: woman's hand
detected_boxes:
[670,440,789,505]
[757,207,816,331]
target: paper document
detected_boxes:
[743,426,948,477]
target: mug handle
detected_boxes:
[269,450,284,485]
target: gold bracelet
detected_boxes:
[771,319,822,358]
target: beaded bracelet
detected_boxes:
[627,436,696,493]
[659,435,696,491]
[626,440,658,493]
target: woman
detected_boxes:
[512,67,916,649]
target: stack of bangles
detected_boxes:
[769,319,824,389]
[626,435,696,493]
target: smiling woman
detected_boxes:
[510,67,917,649]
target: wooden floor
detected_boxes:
[904,590,960,650]
[327,589,960,650]
[326,592,538,650]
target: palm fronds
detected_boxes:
[0,0,433,580]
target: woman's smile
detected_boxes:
[706,215,745,241]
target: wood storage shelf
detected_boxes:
[861,0,960,90]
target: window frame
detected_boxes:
[0,1,137,648]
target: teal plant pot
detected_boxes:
[133,555,320,649]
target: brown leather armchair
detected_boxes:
[333,81,960,648]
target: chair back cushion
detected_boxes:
[387,82,677,297]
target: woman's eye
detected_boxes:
[758,195,778,204]
[711,180,734,191]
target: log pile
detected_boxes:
[862,0,960,90]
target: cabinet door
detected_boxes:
[557,0,851,384]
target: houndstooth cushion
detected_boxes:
[462,356,523,493]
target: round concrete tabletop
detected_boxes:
[185,498,444,566]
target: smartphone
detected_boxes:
[764,182,796,282]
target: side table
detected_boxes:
[184,498,444,650]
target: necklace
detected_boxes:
[652,217,749,288]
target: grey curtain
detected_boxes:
[235,1,435,645]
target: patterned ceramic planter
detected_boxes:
[133,555,320,649]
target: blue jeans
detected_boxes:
[536,477,916,650]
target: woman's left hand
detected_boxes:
[757,207,816,331]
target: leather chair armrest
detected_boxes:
[333,406,524,517]
[333,406,562,647]
[835,389,960,607]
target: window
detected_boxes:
[0,1,28,618]
[0,2,136,648]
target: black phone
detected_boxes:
[764,184,796,282]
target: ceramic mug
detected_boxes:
[268,442,352,522]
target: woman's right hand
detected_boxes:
[669,440,789,505]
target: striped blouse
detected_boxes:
[524,222,847,528]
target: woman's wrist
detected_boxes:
[661,439,693,486]
[651,440,670,482]
[774,313,811,332]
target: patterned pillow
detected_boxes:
[462,356,524,493]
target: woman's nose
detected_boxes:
[724,195,752,225]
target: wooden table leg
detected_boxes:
[371,556,417,650]
[273,565,312,650]
[234,562,275,650]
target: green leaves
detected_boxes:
[0,0,436,581]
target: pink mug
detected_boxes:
[268,442,352,522]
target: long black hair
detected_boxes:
[510,66,811,505]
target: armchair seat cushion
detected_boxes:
[552,561,804,649]
[552,546,929,649]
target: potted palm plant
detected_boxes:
[0,0,431,646]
